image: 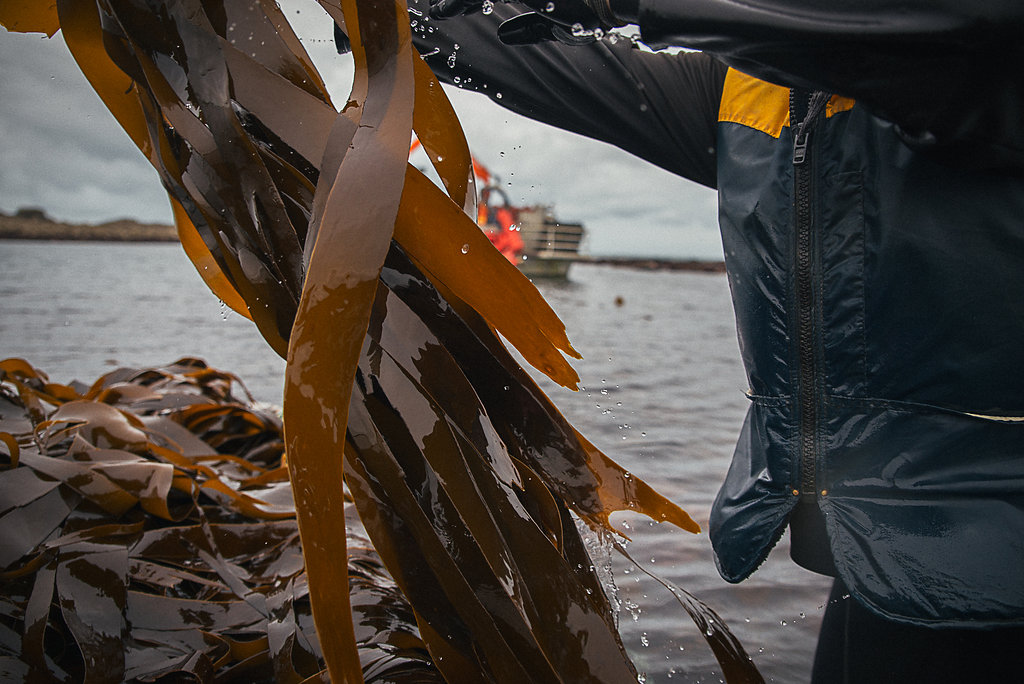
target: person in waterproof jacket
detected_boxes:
[350,0,1024,679]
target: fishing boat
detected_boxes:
[477,180,586,279]
[413,140,587,279]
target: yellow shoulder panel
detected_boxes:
[719,68,856,138]
[719,69,791,138]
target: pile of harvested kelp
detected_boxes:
[0,357,435,682]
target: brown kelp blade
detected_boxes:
[283,0,417,677]
[0,358,439,683]
[53,0,322,356]
[379,242,699,535]
[344,246,638,682]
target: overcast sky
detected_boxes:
[0,0,722,260]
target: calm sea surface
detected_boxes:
[0,241,833,683]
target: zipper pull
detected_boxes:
[793,129,810,165]
[792,91,831,165]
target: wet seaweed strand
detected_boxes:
[1,0,762,682]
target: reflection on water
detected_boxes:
[0,242,832,682]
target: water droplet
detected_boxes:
[461,244,469,254]
[640,633,649,647]
[544,1,555,10]
[495,92,503,99]
[482,0,494,13]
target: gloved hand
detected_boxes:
[427,0,498,19]
[428,0,625,45]
[496,11,604,45]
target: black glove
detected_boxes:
[496,11,604,46]
[428,0,624,45]
[428,0,494,19]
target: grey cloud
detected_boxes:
[0,31,171,224]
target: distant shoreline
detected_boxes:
[0,213,177,242]
[580,255,726,273]
[0,213,726,272]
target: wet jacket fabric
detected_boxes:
[406,1,1024,626]
[713,70,1024,627]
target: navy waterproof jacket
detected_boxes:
[406,0,1024,627]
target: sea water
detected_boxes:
[0,241,833,683]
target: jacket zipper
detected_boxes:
[791,90,830,501]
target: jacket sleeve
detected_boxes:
[408,0,726,188]
[635,0,1024,169]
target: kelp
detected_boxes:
[0,357,436,682]
[1,0,763,681]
